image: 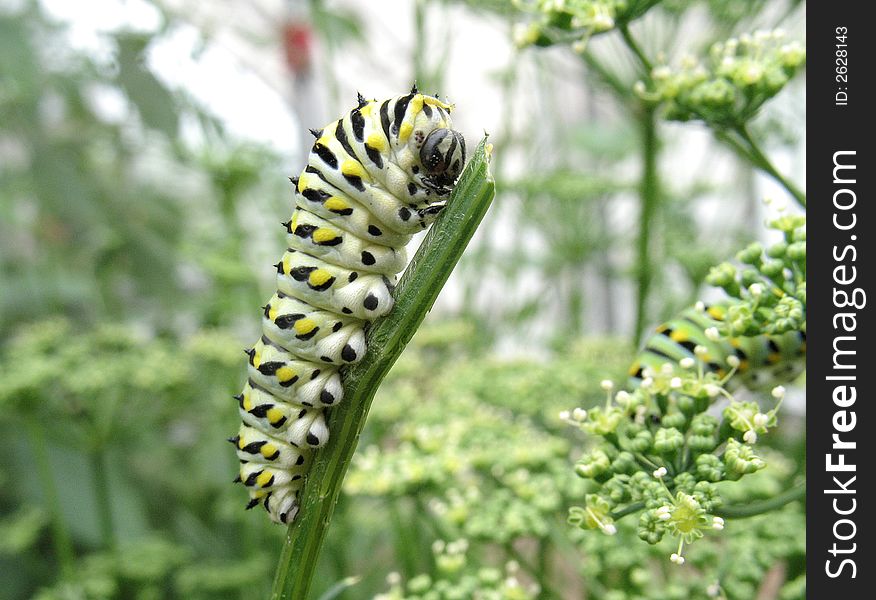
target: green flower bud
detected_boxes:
[689,433,718,453]
[739,268,761,288]
[760,259,785,278]
[723,401,759,431]
[637,510,665,545]
[629,471,662,502]
[767,241,788,258]
[724,438,766,477]
[737,242,763,265]
[693,481,722,511]
[787,241,806,261]
[582,406,625,436]
[661,410,687,430]
[690,414,719,436]
[695,454,724,482]
[676,394,696,414]
[673,472,697,493]
[603,474,632,504]
[706,262,737,288]
[575,448,612,479]
[610,451,638,475]
[779,42,806,68]
[568,494,616,535]
[624,429,654,454]
[654,427,684,454]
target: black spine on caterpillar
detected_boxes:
[232,89,466,524]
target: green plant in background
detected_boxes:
[2,0,808,598]
[564,213,805,596]
[506,0,805,343]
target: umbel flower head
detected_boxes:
[636,29,806,125]
[512,0,661,49]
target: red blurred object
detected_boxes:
[283,21,313,75]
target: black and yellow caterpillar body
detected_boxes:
[230,88,466,524]
[628,302,806,390]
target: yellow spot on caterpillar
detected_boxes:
[276,366,296,383]
[324,197,349,213]
[317,122,337,146]
[312,228,338,244]
[738,359,750,372]
[260,444,278,459]
[656,323,668,333]
[360,102,373,117]
[268,305,278,321]
[628,362,641,376]
[297,176,307,193]
[366,132,387,151]
[708,306,726,320]
[767,352,782,364]
[341,159,370,181]
[670,330,689,342]
[729,338,742,348]
[399,122,413,142]
[237,437,245,450]
[252,490,267,500]
[242,391,253,411]
[294,318,317,336]
[410,94,424,116]
[423,96,453,111]
[308,269,333,288]
[252,351,262,368]
[267,407,285,424]
[281,255,291,276]
[256,471,273,488]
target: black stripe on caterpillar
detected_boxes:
[628,301,806,391]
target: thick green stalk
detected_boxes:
[715,483,805,518]
[734,125,806,208]
[26,418,75,578]
[90,447,116,549]
[633,107,659,346]
[619,24,653,74]
[270,139,495,600]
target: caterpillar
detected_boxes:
[230,87,467,524]
[628,302,806,390]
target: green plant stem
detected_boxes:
[26,418,75,578]
[504,541,561,600]
[735,125,806,208]
[90,446,116,549]
[715,482,805,518]
[581,53,632,104]
[270,140,495,600]
[610,502,645,521]
[633,107,660,346]
[388,499,418,579]
[619,24,653,75]
[717,126,806,208]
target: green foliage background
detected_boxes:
[1,1,804,598]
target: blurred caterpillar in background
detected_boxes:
[229,86,466,524]
[628,301,806,390]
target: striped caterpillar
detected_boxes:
[628,301,806,389]
[229,87,466,524]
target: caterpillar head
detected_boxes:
[419,128,466,193]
